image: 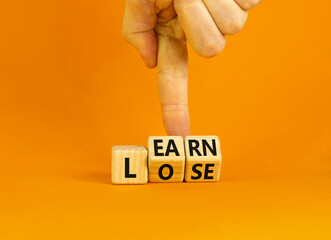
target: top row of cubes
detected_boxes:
[112,136,222,184]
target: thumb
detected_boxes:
[156,20,190,138]
[122,0,157,68]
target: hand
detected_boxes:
[122,0,261,138]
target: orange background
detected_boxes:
[1,0,330,239]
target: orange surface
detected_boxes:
[1,0,331,239]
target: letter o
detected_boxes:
[158,164,174,180]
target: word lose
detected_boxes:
[112,136,222,184]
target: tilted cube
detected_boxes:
[184,136,222,182]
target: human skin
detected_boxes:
[122,0,262,138]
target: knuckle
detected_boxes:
[222,16,246,35]
[241,0,260,10]
[158,68,187,81]
[174,0,196,12]
[199,38,226,58]
[121,28,134,44]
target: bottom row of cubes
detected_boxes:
[112,135,222,184]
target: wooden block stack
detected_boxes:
[111,136,222,184]
[148,136,185,183]
[184,136,222,182]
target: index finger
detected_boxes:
[156,21,190,138]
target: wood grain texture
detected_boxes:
[111,145,148,184]
[184,136,222,182]
[147,136,185,182]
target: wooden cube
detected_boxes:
[147,136,185,182]
[111,145,148,184]
[184,136,222,182]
